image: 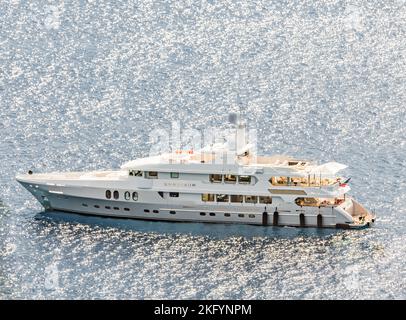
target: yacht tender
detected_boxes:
[16,115,375,229]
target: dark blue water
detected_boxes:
[0,0,405,299]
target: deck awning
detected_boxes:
[306,162,348,175]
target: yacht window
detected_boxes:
[200,212,206,216]
[113,191,119,199]
[209,212,215,216]
[245,195,258,203]
[170,172,179,178]
[271,176,288,186]
[129,170,142,176]
[132,192,138,201]
[238,175,251,184]
[216,194,229,202]
[146,171,158,179]
[209,174,222,183]
[124,191,130,200]
[202,194,215,202]
[295,197,335,207]
[295,197,318,207]
[230,195,243,203]
[224,213,231,217]
[259,196,272,204]
[224,174,237,184]
[169,192,179,198]
[105,190,111,199]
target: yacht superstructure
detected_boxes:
[16,114,375,229]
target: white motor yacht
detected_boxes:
[16,114,375,229]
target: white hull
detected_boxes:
[18,180,374,229]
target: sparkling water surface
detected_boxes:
[0,0,405,299]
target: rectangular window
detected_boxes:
[146,171,158,179]
[170,172,179,178]
[245,195,258,203]
[238,175,251,184]
[259,196,272,204]
[216,194,229,202]
[202,194,215,202]
[271,176,287,186]
[169,192,179,198]
[230,195,243,203]
[129,170,143,176]
[209,174,222,183]
[224,174,237,184]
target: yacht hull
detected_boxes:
[17,179,373,229]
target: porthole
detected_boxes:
[124,208,130,211]
[200,212,206,216]
[238,214,245,218]
[170,211,176,214]
[249,214,255,218]
[105,190,111,199]
[132,192,138,201]
[94,205,100,208]
[153,210,159,213]
[209,212,215,216]
[82,203,88,207]
[124,191,130,200]
[113,190,119,200]
[113,207,119,210]
[144,209,150,213]
[105,206,111,209]
[224,213,231,217]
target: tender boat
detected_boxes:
[16,114,375,229]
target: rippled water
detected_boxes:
[1,0,405,299]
